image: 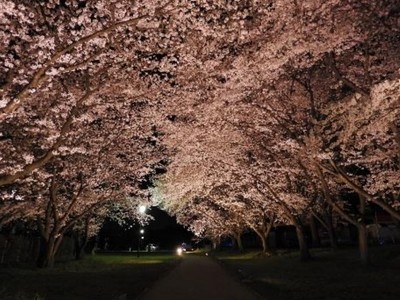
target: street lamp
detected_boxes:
[139,205,146,214]
[137,228,145,257]
[137,205,146,257]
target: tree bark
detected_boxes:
[212,236,220,251]
[254,229,268,252]
[234,232,244,252]
[358,195,369,265]
[252,178,311,260]
[74,234,87,260]
[313,211,338,250]
[358,224,369,265]
[253,221,274,253]
[73,218,90,260]
[295,224,311,261]
[38,232,65,268]
[309,215,321,247]
[326,216,338,250]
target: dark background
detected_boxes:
[97,207,194,251]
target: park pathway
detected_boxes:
[138,254,262,300]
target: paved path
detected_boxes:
[138,254,261,300]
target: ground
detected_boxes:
[1,246,399,300]
[216,245,400,300]
[0,253,178,300]
[139,253,260,300]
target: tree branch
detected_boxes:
[0,86,97,186]
[0,3,171,115]
[327,52,369,97]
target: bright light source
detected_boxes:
[139,205,146,214]
[140,229,144,234]
[141,236,144,240]
[177,247,183,256]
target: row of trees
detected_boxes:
[1,1,399,266]
[159,69,399,263]
[154,2,400,264]
[0,0,178,267]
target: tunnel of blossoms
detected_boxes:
[0,1,399,267]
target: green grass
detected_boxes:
[216,246,400,300]
[0,253,180,300]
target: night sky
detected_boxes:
[98,207,194,251]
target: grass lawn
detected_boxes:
[216,245,400,300]
[0,252,180,300]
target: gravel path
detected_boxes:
[138,254,262,300]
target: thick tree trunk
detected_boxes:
[310,216,321,247]
[254,229,268,252]
[254,223,275,254]
[37,236,55,268]
[295,225,311,261]
[37,233,64,268]
[358,195,369,265]
[45,252,56,268]
[234,233,244,252]
[260,235,267,252]
[358,224,369,265]
[326,218,338,250]
[212,236,220,251]
[314,211,338,250]
[74,236,86,260]
[73,220,89,260]
[265,223,274,250]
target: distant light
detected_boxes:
[177,247,183,256]
[139,205,146,214]
[141,236,144,240]
[140,229,145,234]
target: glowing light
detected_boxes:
[139,205,146,214]
[177,247,183,256]
[140,229,144,234]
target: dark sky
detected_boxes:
[98,206,194,250]
[145,207,194,248]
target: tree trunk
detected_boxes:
[326,218,338,250]
[310,216,321,247]
[212,240,217,250]
[1,239,8,264]
[254,229,268,252]
[45,251,56,268]
[314,211,338,250]
[37,233,64,268]
[358,224,369,265]
[260,235,267,252]
[37,236,56,268]
[212,237,220,251]
[254,224,275,254]
[234,232,244,252]
[73,219,90,260]
[74,234,86,260]
[295,225,311,261]
[358,195,369,265]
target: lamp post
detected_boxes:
[137,228,145,257]
[137,205,146,258]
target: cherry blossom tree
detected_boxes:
[0,86,168,267]
[1,1,400,266]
